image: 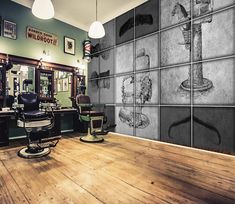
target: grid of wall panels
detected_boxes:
[88,0,235,154]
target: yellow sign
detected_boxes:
[26,26,58,46]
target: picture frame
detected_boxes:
[3,20,17,40]
[64,36,75,55]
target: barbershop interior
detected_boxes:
[0,0,235,203]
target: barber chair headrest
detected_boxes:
[76,94,92,112]
[18,92,39,112]
[23,79,33,85]
[77,94,90,104]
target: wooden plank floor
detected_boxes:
[1,133,235,204]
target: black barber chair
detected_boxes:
[76,94,107,143]
[14,80,61,159]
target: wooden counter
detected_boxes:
[0,132,235,203]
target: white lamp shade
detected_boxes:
[32,0,54,20]
[88,21,105,39]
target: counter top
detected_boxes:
[0,108,77,115]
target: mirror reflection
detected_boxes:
[54,70,72,108]
[6,64,35,97]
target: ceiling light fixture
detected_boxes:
[88,0,105,39]
[32,0,55,20]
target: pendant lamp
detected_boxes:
[88,0,105,39]
[32,0,55,20]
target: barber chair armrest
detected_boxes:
[12,104,24,117]
[77,103,93,108]
[40,103,57,110]
[91,103,106,109]
[77,103,93,107]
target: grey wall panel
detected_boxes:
[193,8,235,61]
[100,77,114,104]
[193,108,235,154]
[88,56,99,79]
[161,107,191,146]
[135,70,159,105]
[135,0,160,38]
[88,80,99,103]
[116,9,134,45]
[135,33,159,70]
[100,49,115,75]
[193,58,235,105]
[161,0,191,29]
[193,0,235,18]
[161,25,191,67]
[115,106,134,135]
[135,106,159,140]
[100,19,116,50]
[115,42,134,74]
[161,65,191,105]
[115,74,134,104]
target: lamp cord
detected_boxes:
[96,0,97,21]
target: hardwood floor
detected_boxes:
[0,133,235,204]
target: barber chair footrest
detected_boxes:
[80,134,104,143]
[40,135,62,144]
[18,146,50,159]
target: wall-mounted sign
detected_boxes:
[26,26,58,46]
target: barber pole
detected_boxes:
[83,40,92,63]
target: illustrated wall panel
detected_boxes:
[193,58,235,105]
[88,55,99,79]
[135,0,160,38]
[135,70,159,105]
[115,42,134,74]
[161,25,191,67]
[135,33,159,70]
[116,9,134,45]
[100,49,115,75]
[161,0,191,29]
[100,19,116,50]
[161,65,191,105]
[193,8,235,61]
[135,106,159,140]
[161,107,191,146]
[193,108,235,154]
[193,0,235,18]
[88,80,99,103]
[115,106,134,135]
[99,77,114,104]
[115,74,134,104]
[105,105,116,128]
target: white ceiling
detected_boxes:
[12,0,147,31]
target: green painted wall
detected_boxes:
[0,0,87,67]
